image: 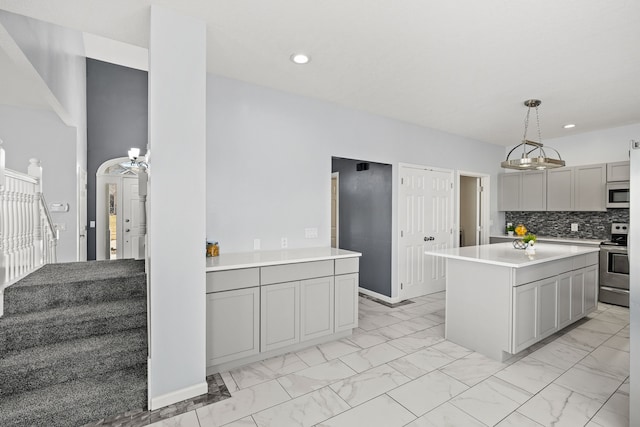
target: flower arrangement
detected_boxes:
[522,233,537,245]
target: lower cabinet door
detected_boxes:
[557,272,572,329]
[335,273,359,332]
[261,281,300,352]
[537,277,558,339]
[300,277,334,341]
[583,265,598,314]
[206,287,260,366]
[513,281,538,353]
[571,270,585,319]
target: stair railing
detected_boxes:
[1,143,58,315]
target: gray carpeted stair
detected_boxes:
[3,259,146,315]
[0,259,148,427]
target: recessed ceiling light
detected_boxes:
[290,53,310,64]
[563,124,576,129]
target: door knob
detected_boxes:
[424,236,435,241]
[125,219,130,223]
[126,229,130,232]
[424,237,428,242]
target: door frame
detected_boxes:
[397,162,454,301]
[455,170,490,247]
[331,172,339,248]
[77,166,88,261]
[96,157,138,260]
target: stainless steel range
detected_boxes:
[599,223,629,307]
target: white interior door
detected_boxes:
[121,176,146,259]
[399,165,453,299]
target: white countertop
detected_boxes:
[206,247,362,272]
[490,234,602,246]
[426,242,600,268]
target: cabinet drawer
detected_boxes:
[585,252,599,266]
[207,268,260,293]
[515,258,573,286]
[261,260,334,285]
[335,257,359,275]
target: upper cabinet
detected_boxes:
[498,173,521,211]
[607,161,630,182]
[547,168,574,211]
[574,164,606,211]
[499,163,608,212]
[498,171,547,212]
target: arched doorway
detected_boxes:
[96,157,147,260]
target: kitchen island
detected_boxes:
[426,242,600,361]
[205,247,361,373]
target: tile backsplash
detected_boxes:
[505,209,630,240]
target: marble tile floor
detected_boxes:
[145,292,631,427]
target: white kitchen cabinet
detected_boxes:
[512,276,558,353]
[546,168,574,211]
[583,264,598,313]
[513,281,538,353]
[557,272,572,329]
[261,281,300,352]
[300,277,334,341]
[205,249,361,374]
[521,170,547,211]
[441,244,599,361]
[538,278,558,339]
[498,173,521,211]
[607,161,630,182]
[206,287,260,366]
[574,164,606,211]
[571,269,585,319]
[498,171,546,211]
[335,273,359,332]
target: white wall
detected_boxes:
[147,5,207,409]
[0,10,86,128]
[506,123,640,166]
[0,10,87,261]
[206,75,505,298]
[0,105,78,262]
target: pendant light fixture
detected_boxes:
[501,99,566,170]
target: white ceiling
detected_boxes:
[0,0,639,146]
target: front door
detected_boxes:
[120,176,146,259]
[398,165,453,299]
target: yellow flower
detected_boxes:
[515,224,527,236]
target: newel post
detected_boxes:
[27,158,42,193]
[28,158,43,264]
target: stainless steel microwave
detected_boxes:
[606,181,630,208]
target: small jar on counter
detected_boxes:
[206,241,220,257]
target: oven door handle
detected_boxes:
[600,286,630,295]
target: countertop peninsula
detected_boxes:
[426,241,600,361]
[490,234,602,246]
[425,242,599,268]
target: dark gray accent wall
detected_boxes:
[332,157,392,297]
[86,59,148,260]
[505,209,630,240]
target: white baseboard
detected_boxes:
[358,287,402,304]
[149,379,208,411]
